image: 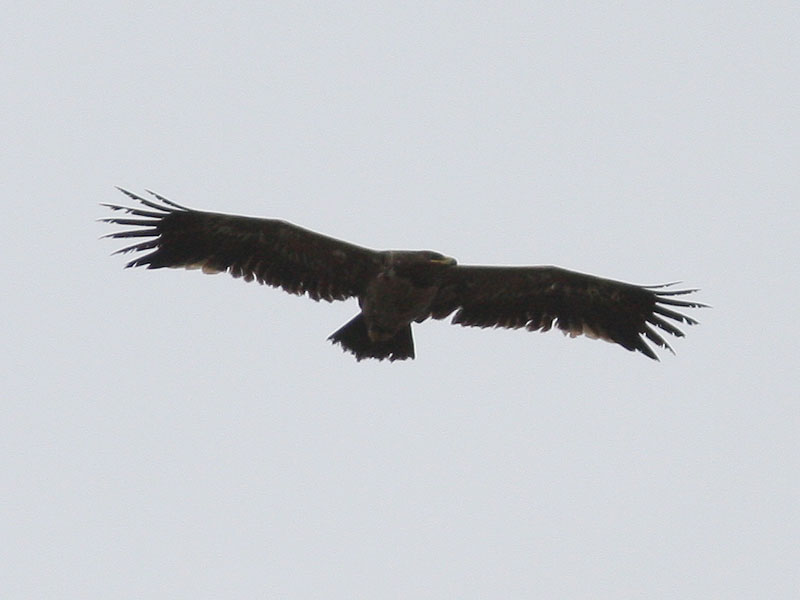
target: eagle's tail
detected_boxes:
[328,314,415,361]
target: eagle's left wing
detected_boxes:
[430,265,705,359]
[102,189,383,302]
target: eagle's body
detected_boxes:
[331,251,456,360]
[103,189,705,362]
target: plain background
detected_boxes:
[3,3,797,598]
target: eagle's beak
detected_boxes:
[432,256,457,266]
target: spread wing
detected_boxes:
[102,188,383,302]
[430,265,705,359]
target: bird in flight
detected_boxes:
[102,189,705,362]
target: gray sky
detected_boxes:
[3,2,798,598]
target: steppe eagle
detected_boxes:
[103,189,704,361]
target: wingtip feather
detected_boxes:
[144,189,189,210]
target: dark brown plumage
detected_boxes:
[103,189,705,361]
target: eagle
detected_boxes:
[102,189,704,362]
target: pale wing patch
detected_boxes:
[564,321,613,343]
[177,261,224,274]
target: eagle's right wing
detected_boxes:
[102,189,383,302]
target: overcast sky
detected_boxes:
[3,2,798,598]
